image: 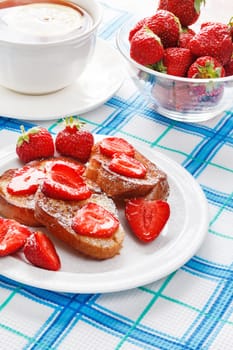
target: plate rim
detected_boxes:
[0,137,209,293]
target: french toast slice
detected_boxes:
[85,141,170,201]
[0,157,90,227]
[0,167,41,226]
[34,191,125,260]
[0,169,41,227]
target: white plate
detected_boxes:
[0,136,209,293]
[0,39,125,121]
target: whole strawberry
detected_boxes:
[187,56,225,78]
[145,10,181,48]
[188,22,233,65]
[128,17,148,42]
[158,0,205,27]
[130,26,164,66]
[229,16,233,41]
[224,54,233,76]
[188,56,225,105]
[55,117,94,163]
[16,126,54,163]
[178,27,196,48]
[158,47,194,77]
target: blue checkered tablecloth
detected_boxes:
[0,2,233,349]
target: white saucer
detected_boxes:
[0,39,125,121]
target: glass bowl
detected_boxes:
[116,20,233,123]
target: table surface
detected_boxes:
[0,1,233,349]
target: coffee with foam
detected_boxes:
[0,0,92,43]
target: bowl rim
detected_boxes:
[116,19,233,84]
[0,0,102,47]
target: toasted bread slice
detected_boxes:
[0,156,92,227]
[34,191,125,260]
[85,142,169,201]
[0,168,41,226]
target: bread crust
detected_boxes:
[85,142,170,201]
[34,191,125,259]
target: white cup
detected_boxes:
[0,0,102,95]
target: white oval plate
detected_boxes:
[0,39,125,121]
[0,136,209,293]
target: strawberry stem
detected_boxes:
[64,116,85,130]
[17,125,40,146]
[194,0,206,14]
[17,125,29,146]
[228,16,233,28]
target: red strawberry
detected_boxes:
[145,10,181,48]
[158,47,194,77]
[128,17,148,42]
[109,154,147,178]
[0,218,31,256]
[178,27,196,48]
[125,199,170,242]
[187,57,225,105]
[187,56,225,78]
[158,0,205,27]
[130,26,164,66]
[23,231,61,271]
[99,137,135,158]
[44,158,86,176]
[72,202,119,238]
[41,162,92,200]
[7,165,44,196]
[55,117,94,163]
[16,126,55,163]
[224,54,233,76]
[188,22,233,65]
[229,16,233,41]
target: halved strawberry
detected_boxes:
[0,217,31,256]
[23,231,61,271]
[125,199,170,242]
[109,154,147,178]
[72,202,119,238]
[99,137,135,158]
[41,162,92,200]
[7,165,44,196]
[44,159,85,176]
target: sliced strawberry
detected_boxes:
[0,217,31,256]
[7,166,44,196]
[23,231,61,271]
[109,154,147,178]
[44,159,85,176]
[42,162,92,200]
[99,137,135,158]
[125,199,170,242]
[72,202,119,238]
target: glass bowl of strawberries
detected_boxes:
[116,4,233,123]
